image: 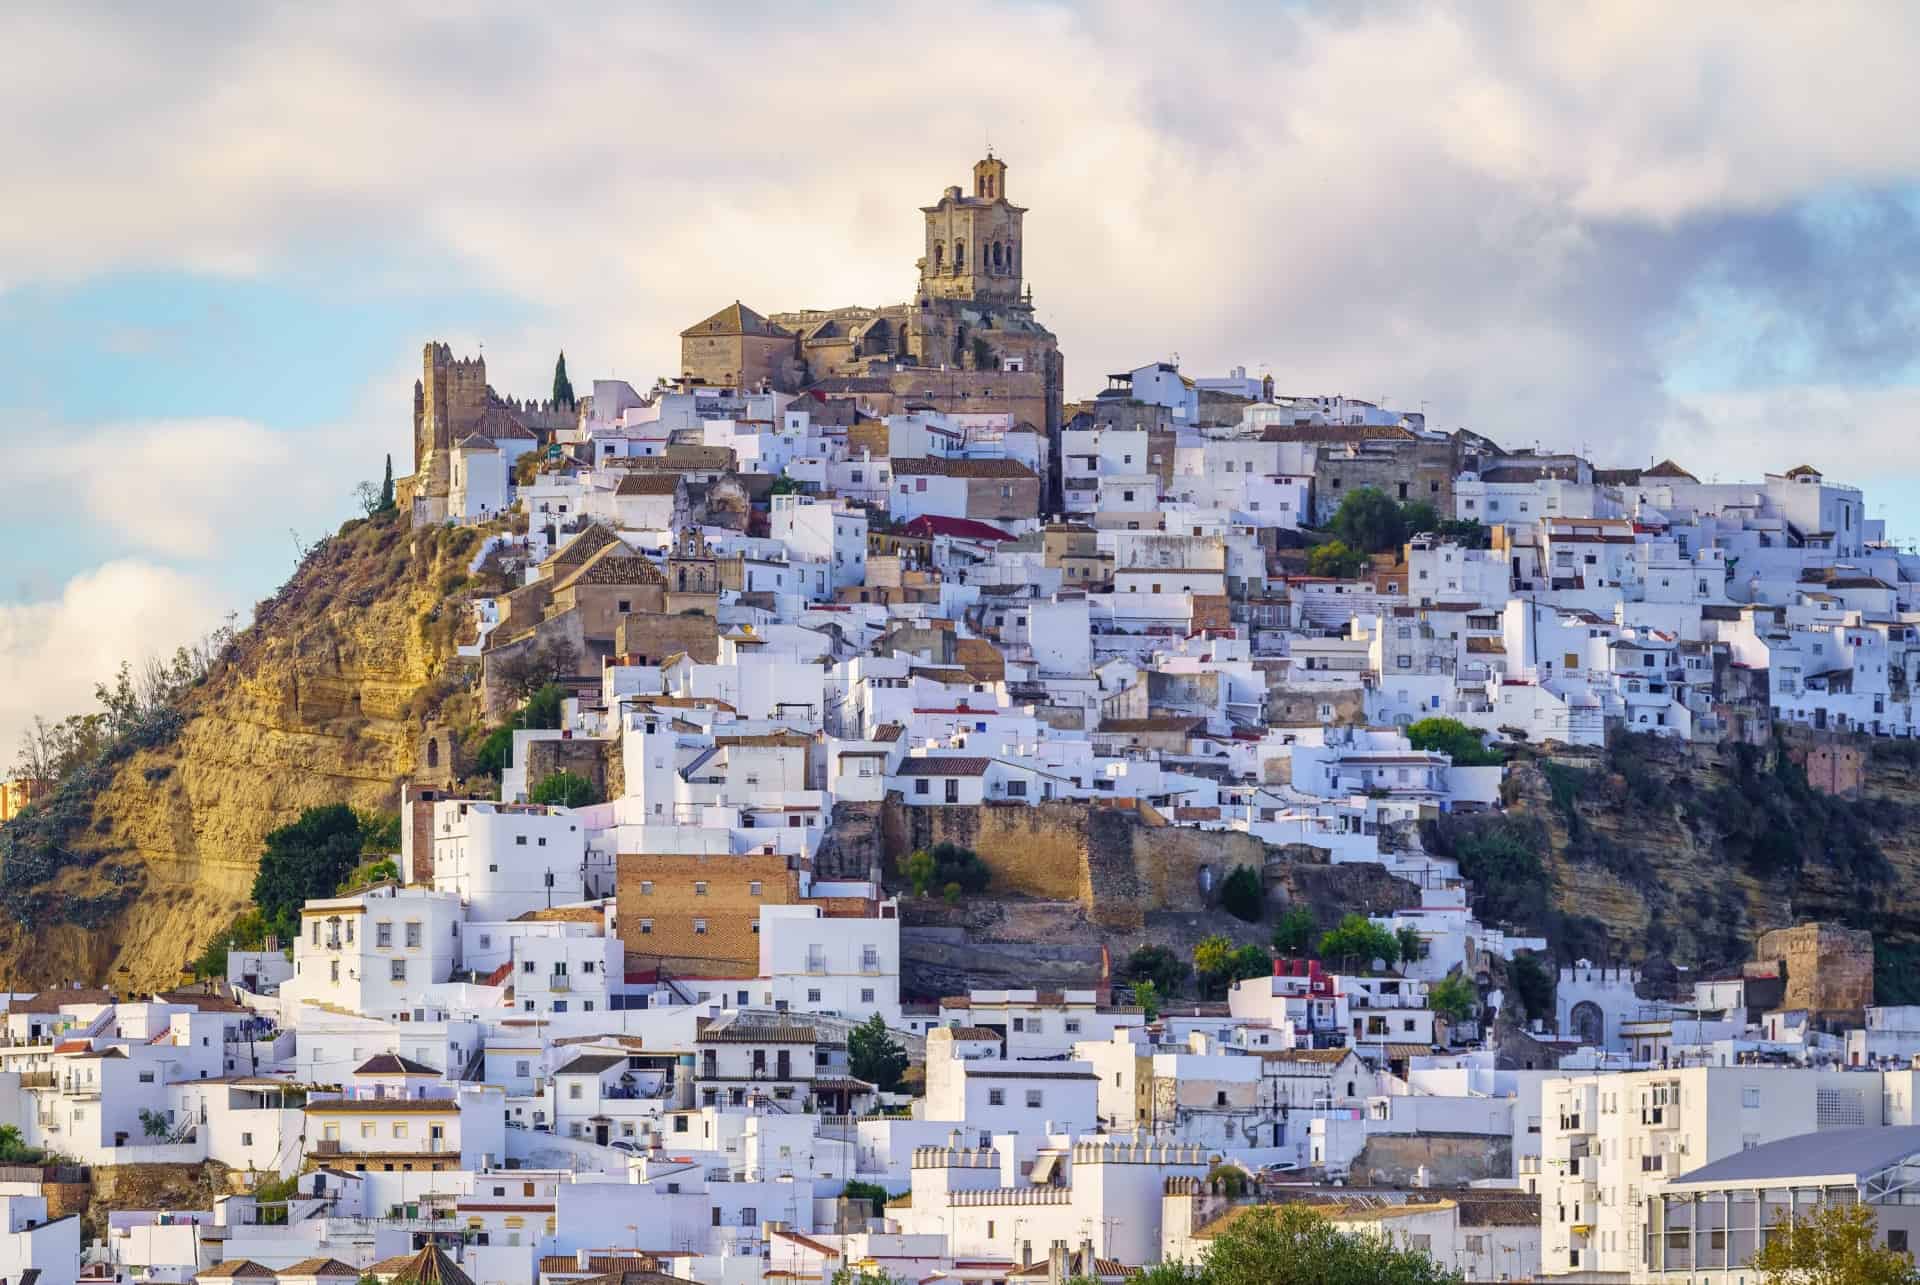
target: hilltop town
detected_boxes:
[8,153,1920,1285]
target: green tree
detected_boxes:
[1329,486,1408,553]
[848,1013,908,1093]
[1753,1201,1919,1285]
[552,351,576,410]
[1428,972,1477,1025]
[358,808,401,853]
[520,682,566,730]
[1121,945,1191,996]
[1398,499,1440,536]
[1194,935,1270,999]
[1507,950,1555,1024]
[1272,906,1318,957]
[1136,1202,1461,1285]
[1219,866,1264,922]
[1435,518,1490,549]
[902,849,937,897]
[1131,979,1162,1022]
[1395,925,1425,965]
[530,770,597,808]
[252,804,367,928]
[378,454,396,512]
[1405,717,1503,766]
[1317,914,1400,974]
[0,1124,41,1163]
[472,725,514,778]
[1306,540,1369,579]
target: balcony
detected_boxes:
[548,976,571,993]
[313,1139,344,1155]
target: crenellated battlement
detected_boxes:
[948,1187,1072,1207]
[912,1144,1000,1169]
[1071,1140,1211,1166]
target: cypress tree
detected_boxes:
[378,453,395,511]
[552,351,575,410]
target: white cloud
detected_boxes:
[0,560,225,756]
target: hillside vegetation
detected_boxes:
[0,514,494,992]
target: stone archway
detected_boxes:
[1570,1000,1604,1047]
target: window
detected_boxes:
[376,921,392,948]
[988,1089,1005,1106]
[1026,1090,1043,1108]
[390,960,407,981]
[861,988,876,1003]
[749,881,763,897]
[694,881,708,896]
[405,922,422,948]
[914,778,929,795]
[693,919,708,935]
[808,989,822,1003]
[1892,1230,1910,1254]
[1743,1087,1761,1109]
[523,960,536,973]
[639,919,653,935]
[515,1060,530,1076]
[393,1122,409,1139]
[640,881,653,895]
[515,835,527,846]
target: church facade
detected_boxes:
[679,155,1065,435]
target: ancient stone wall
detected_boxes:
[1757,921,1874,1013]
[1349,1133,1512,1187]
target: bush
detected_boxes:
[521,683,565,730]
[1406,717,1503,766]
[1507,950,1554,1023]
[841,1179,897,1218]
[1428,972,1477,1024]
[1306,540,1369,579]
[1219,866,1264,922]
[471,725,514,778]
[1119,945,1191,996]
[530,771,597,808]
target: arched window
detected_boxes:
[991,242,1002,271]
[933,242,943,272]
[953,240,965,270]
[426,738,440,769]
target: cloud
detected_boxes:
[2,1,1918,467]
[0,560,225,756]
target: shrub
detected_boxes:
[530,771,597,808]
[1271,906,1317,956]
[1219,866,1264,922]
[1406,717,1503,766]
[1119,945,1190,996]
[1317,914,1400,973]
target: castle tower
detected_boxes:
[918,154,1025,305]
[413,342,489,522]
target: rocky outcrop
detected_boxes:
[0,517,491,993]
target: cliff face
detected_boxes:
[1455,733,1920,985]
[0,517,487,993]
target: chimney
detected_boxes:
[1079,1236,1096,1274]
[1047,1240,1070,1285]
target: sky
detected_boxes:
[7,1,1920,754]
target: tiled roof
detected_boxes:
[354,1054,439,1076]
[1258,1047,1354,1065]
[9,987,114,1013]
[278,1259,361,1278]
[890,457,1037,479]
[305,1097,460,1113]
[563,547,667,587]
[898,515,1016,541]
[557,1052,630,1076]
[615,474,682,496]
[198,1262,279,1280]
[383,1245,476,1285]
[678,301,790,339]
[895,756,990,777]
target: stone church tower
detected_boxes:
[917,153,1025,305]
